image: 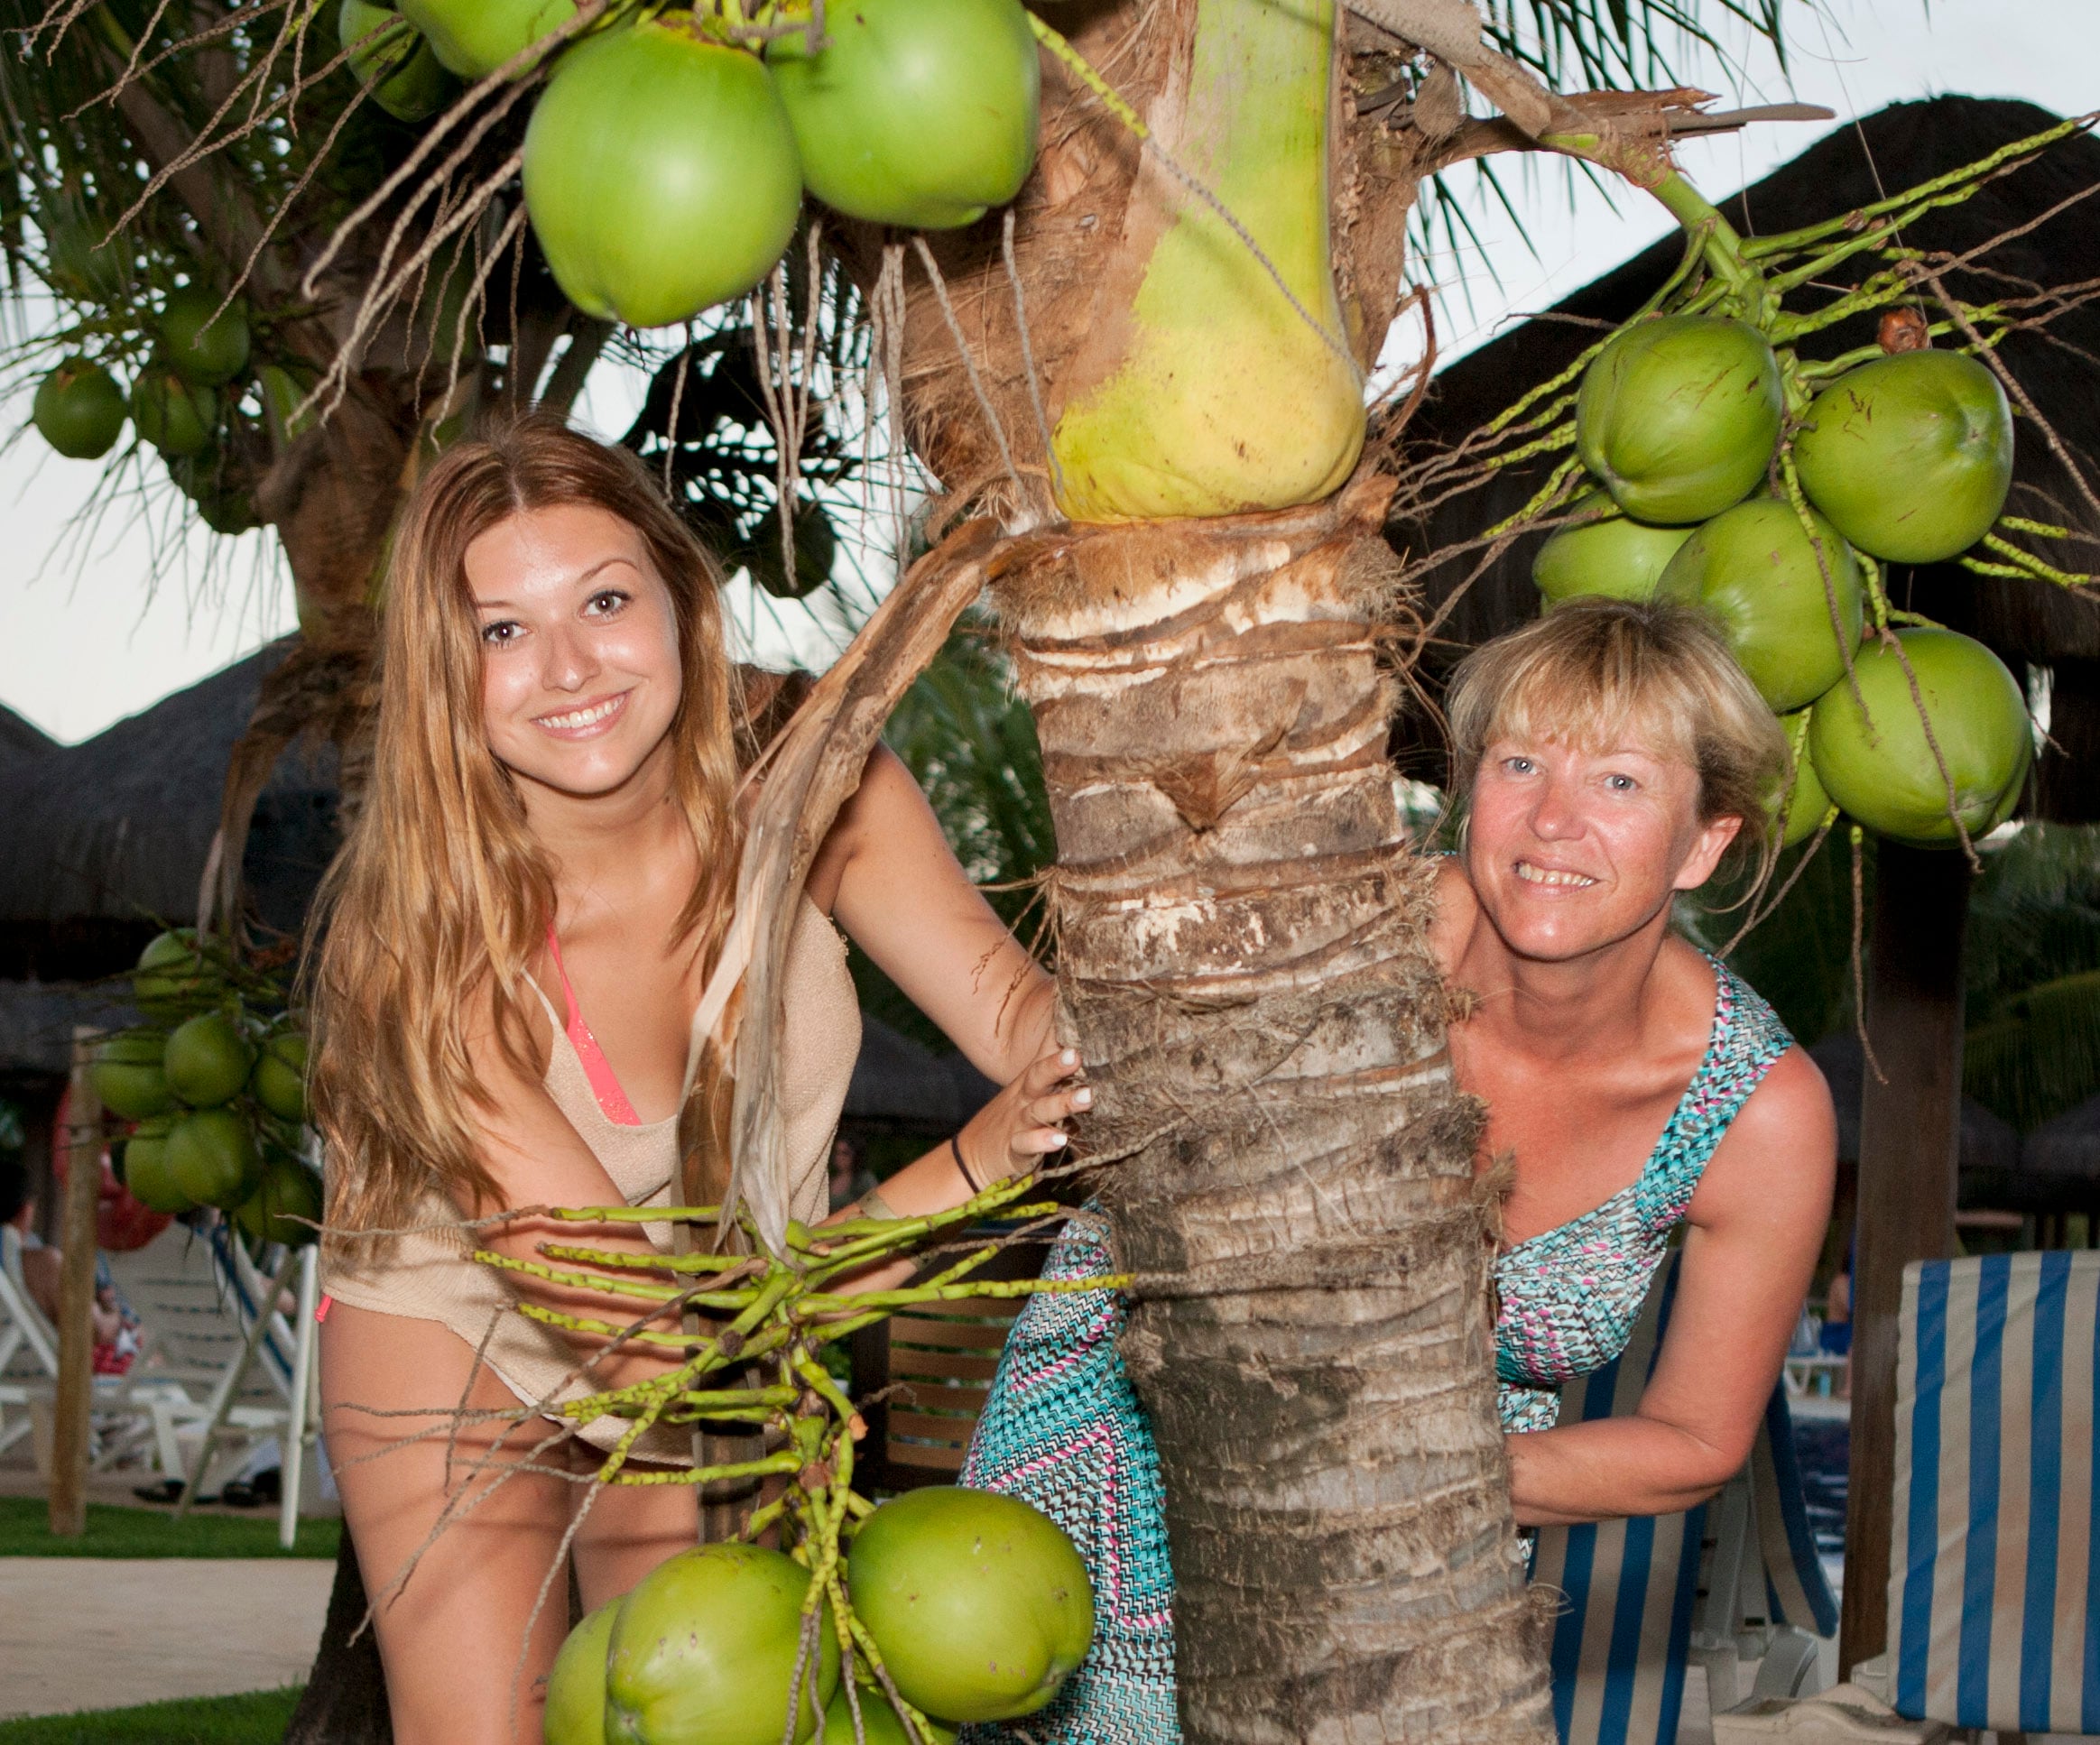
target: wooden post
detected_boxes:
[48,1029,104,1538]
[1839,845,1969,1675]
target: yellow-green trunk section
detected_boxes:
[1050,0,1364,524]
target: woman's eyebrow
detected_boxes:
[470,555,641,612]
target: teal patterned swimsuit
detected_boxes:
[1494,959,1791,1432]
[958,958,1790,1744]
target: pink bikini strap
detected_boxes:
[544,926,643,1127]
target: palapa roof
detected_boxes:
[1807,1030,2020,1176]
[1396,96,2100,813]
[2023,1093,2100,1183]
[0,639,338,940]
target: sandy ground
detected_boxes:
[0,1557,332,1720]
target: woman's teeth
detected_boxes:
[1515,861,1595,888]
[538,696,623,731]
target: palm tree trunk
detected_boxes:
[995,476,1553,1741]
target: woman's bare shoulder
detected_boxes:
[1425,854,1477,978]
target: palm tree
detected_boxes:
[0,3,1859,1738]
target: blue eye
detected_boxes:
[1606,773,1637,793]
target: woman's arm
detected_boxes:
[1506,1045,1837,1525]
[809,744,1057,1084]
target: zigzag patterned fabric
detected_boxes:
[1494,960,1792,1432]
[958,1213,1181,1745]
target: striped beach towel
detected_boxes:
[1887,1251,2100,1733]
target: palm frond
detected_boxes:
[1966,968,2100,1132]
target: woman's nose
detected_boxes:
[540,623,597,693]
[1530,774,1584,839]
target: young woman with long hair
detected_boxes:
[309,418,1081,1744]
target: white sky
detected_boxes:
[1,0,2093,743]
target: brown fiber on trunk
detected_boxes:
[994,476,1554,1742]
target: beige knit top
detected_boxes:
[320,897,861,1458]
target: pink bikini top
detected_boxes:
[544,927,643,1127]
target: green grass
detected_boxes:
[0,1498,339,1560]
[0,1686,302,1744]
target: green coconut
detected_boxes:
[91,1029,175,1122]
[33,358,127,460]
[250,1030,310,1124]
[159,285,250,388]
[164,1108,263,1208]
[235,1155,323,1249]
[848,1487,1093,1724]
[545,1598,621,1745]
[339,0,453,121]
[163,1012,256,1109]
[821,1686,957,1745]
[1656,496,1865,713]
[767,0,1039,230]
[122,1116,192,1214]
[1808,629,2031,846]
[133,929,228,1021]
[1532,499,1697,607]
[1576,315,1783,525]
[1792,350,2014,565]
[130,369,217,458]
[1774,709,1835,847]
[399,0,575,78]
[606,1543,837,1745]
[523,21,803,330]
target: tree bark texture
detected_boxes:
[1839,845,1969,1676]
[281,1532,393,1745]
[995,478,1553,1743]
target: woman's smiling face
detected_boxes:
[466,502,684,801]
[1464,733,1742,963]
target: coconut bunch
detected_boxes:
[446,1180,1107,1745]
[88,929,319,1248]
[334,0,1041,332]
[28,278,314,535]
[1478,117,2100,864]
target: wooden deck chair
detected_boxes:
[847,1234,1046,1493]
[1883,1250,2100,1736]
[1532,1251,1839,1743]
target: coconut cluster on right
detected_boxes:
[1537,314,2031,850]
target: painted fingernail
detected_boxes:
[1061,1049,1078,1066]
[1048,1132,1068,1146]
[1073,1088,1093,1107]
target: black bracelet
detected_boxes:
[948,1134,985,1196]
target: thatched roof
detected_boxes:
[1807,1030,2020,1177]
[0,639,339,944]
[0,704,55,768]
[2023,1094,2100,1185]
[1395,97,2100,814]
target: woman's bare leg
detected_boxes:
[570,1456,698,1609]
[322,1303,594,1745]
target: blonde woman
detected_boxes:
[310,420,1083,1744]
[955,599,1836,1745]
[1434,597,1838,1523]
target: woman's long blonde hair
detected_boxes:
[310,417,744,1238]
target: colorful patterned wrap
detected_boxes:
[957,1214,1180,1745]
[1494,959,1792,1433]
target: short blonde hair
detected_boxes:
[1446,598,1790,880]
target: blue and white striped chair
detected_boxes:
[1531,1251,1838,1744]
[1886,1251,2100,1735]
